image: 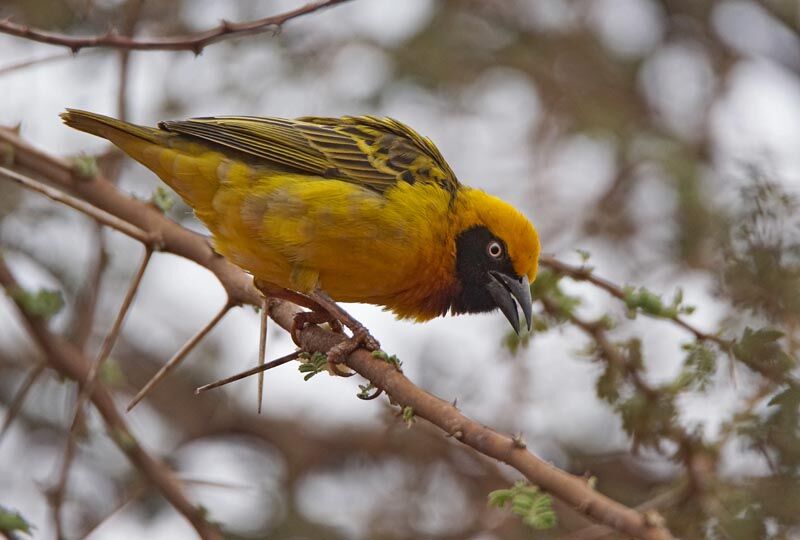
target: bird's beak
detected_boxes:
[487,271,533,335]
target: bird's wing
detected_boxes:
[158,115,460,195]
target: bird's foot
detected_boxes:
[290,310,344,345]
[326,322,380,365]
[291,287,380,374]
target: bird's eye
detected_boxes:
[487,240,503,259]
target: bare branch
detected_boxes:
[257,296,268,413]
[0,361,45,440]
[0,166,152,244]
[0,0,352,54]
[127,301,233,411]
[70,222,107,350]
[71,247,152,429]
[0,51,95,77]
[196,350,301,394]
[0,258,222,540]
[539,255,730,347]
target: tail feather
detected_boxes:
[60,109,163,146]
[61,109,223,215]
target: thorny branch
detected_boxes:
[539,298,715,499]
[0,0,352,54]
[0,259,223,540]
[0,126,675,539]
[539,255,731,348]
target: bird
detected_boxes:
[61,109,540,361]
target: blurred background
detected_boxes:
[1,0,799,538]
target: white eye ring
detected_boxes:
[487,240,503,259]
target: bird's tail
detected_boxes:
[61,109,163,146]
[61,109,222,218]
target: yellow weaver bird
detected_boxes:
[61,109,540,359]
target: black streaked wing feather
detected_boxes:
[159,115,459,195]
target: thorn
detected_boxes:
[446,427,463,439]
[451,397,458,409]
[128,302,232,411]
[643,509,666,527]
[256,296,268,414]
[69,247,151,430]
[512,432,527,449]
[196,350,301,394]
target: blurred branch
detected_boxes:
[0,258,223,540]
[0,166,153,244]
[0,0,352,54]
[116,0,144,122]
[0,126,675,539]
[539,256,731,348]
[0,361,45,440]
[0,51,93,77]
[127,300,233,411]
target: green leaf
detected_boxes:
[10,287,64,320]
[0,506,33,536]
[357,383,376,399]
[487,480,556,530]
[298,352,328,381]
[402,405,415,428]
[99,357,125,387]
[71,155,98,180]
[575,248,592,266]
[151,186,175,213]
[672,342,717,392]
[372,349,402,369]
[733,327,795,378]
[618,392,677,451]
[530,269,580,322]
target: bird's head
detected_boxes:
[451,189,540,334]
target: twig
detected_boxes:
[81,482,146,539]
[561,482,689,540]
[70,222,107,350]
[257,297,268,413]
[541,297,714,507]
[127,301,233,411]
[196,350,301,394]
[0,166,151,244]
[539,256,731,348]
[116,0,144,122]
[71,247,151,427]
[50,398,78,540]
[0,0,353,54]
[0,258,222,540]
[0,126,257,305]
[0,361,45,440]
[0,51,96,77]
[0,127,675,540]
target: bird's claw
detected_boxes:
[291,311,344,346]
[290,311,378,376]
[326,324,380,365]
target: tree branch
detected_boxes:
[0,0,352,54]
[539,256,731,348]
[0,126,674,540]
[0,259,222,540]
